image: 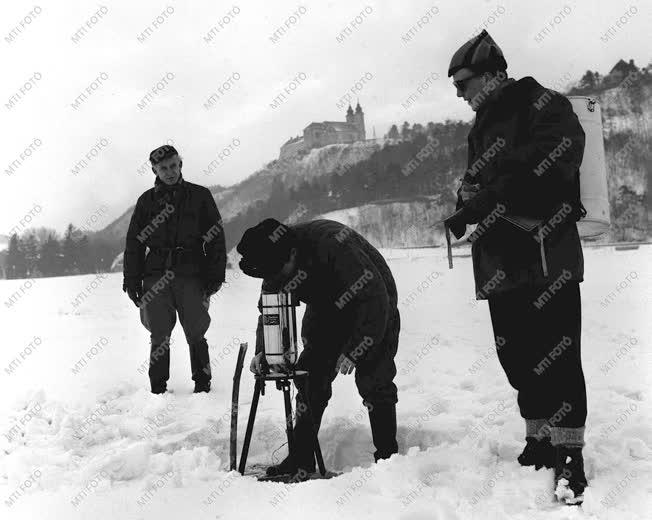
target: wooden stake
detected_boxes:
[230,342,248,471]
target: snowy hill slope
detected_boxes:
[320,197,448,248]
[96,140,381,246]
[0,246,650,519]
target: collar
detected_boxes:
[483,76,545,113]
[475,77,516,114]
[489,77,516,102]
[154,174,184,193]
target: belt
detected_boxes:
[149,246,203,269]
[149,246,201,253]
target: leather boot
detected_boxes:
[149,339,170,393]
[518,437,555,470]
[189,338,211,387]
[554,446,587,505]
[368,402,398,461]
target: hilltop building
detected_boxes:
[279,102,366,159]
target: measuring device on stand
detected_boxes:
[230,291,328,482]
[261,291,298,370]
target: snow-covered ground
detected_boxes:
[1,246,650,519]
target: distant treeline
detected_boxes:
[568,63,651,97]
[3,61,649,278]
[4,224,119,279]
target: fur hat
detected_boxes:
[237,218,296,278]
[448,30,507,77]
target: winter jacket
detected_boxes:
[450,76,586,299]
[254,219,399,364]
[123,175,226,288]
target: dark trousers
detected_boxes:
[488,282,587,428]
[292,307,400,463]
[139,274,211,390]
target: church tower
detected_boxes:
[346,104,354,124]
[353,101,366,140]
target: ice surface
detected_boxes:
[1,245,650,519]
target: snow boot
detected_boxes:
[266,392,321,477]
[369,403,399,462]
[554,446,587,505]
[193,381,211,393]
[265,454,315,477]
[518,437,555,470]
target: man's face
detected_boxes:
[264,249,298,292]
[453,68,488,112]
[152,155,181,185]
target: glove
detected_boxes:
[443,208,468,240]
[123,280,144,308]
[203,280,223,298]
[250,352,266,375]
[334,353,355,376]
[460,181,480,202]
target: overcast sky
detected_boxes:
[1,0,649,236]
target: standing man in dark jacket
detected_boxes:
[123,145,226,394]
[237,218,400,477]
[444,31,588,504]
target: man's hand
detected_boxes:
[334,353,355,376]
[460,181,480,202]
[443,207,468,240]
[204,280,223,298]
[123,280,143,308]
[250,352,265,375]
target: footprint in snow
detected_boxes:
[459,380,475,391]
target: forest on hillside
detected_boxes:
[223,120,471,252]
[3,62,650,278]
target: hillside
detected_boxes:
[321,67,652,248]
[215,140,381,221]
[94,60,650,267]
[599,74,651,240]
[321,197,449,248]
[96,141,381,248]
